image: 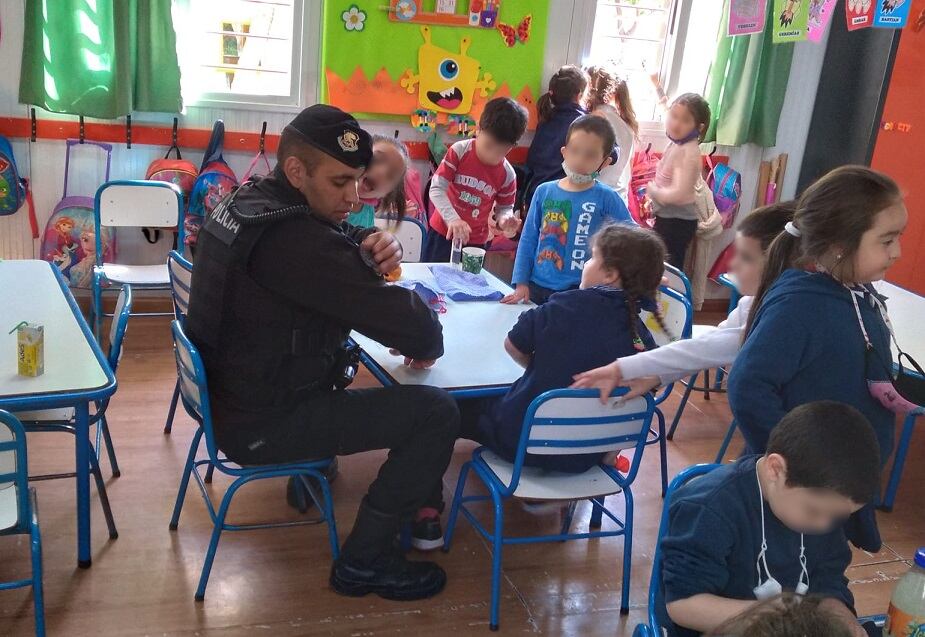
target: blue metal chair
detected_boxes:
[880,412,920,511]
[16,285,133,478]
[91,180,184,340]
[633,463,720,636]
[632,463,889,636]
[662,263,692,306]
[443,388,656,631]
[168,320,340,601]
[163,250,193,435]
[640,286,693,496]
[0,410,46,637]
[666,273,744,442]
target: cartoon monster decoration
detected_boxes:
[400,26,496,115]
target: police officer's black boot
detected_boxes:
[330,498,447,601]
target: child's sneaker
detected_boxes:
[410,508,444,552]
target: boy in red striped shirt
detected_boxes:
[424,97,529,262]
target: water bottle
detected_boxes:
[449,236,463,269]
[885,547,925,637]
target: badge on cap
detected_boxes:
[338,130,360,152]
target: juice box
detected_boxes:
[17,323,44,377]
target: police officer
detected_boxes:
[185,105,460,601]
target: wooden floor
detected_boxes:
[1,312,922,636]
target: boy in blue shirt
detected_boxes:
[658,401,879,637]
[504,115,635,306]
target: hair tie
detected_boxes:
[784,221,802,238]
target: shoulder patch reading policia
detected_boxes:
[338,130,360,153]
[203,193,241,246]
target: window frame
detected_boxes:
[573,0,707,125]
[177,0,319,113]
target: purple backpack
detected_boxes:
[706,156,742,229]
[40,140,116,288]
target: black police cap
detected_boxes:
[284,104,372,169]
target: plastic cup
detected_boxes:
[461,247,486,274]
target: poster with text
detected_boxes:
[846,0,875,30]
[772,0,810,41]
[807,0,837,41]
[874,0,913,27]
[728,0,768,35]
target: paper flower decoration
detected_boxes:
[342,6,367,31]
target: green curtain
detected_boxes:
[704,1,794,147]
[19,0,182,118]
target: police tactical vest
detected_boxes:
[185,177,348,414]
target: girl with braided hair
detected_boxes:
[454,223,672,474]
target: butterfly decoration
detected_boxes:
[496,14,531,47]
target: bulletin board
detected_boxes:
[321,0,549,130]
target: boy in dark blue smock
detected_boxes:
[658,401,880,637]
[410,224,671,551]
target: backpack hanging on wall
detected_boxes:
[40,139,116,288]
[185,120,238,250]
[0,134,38,237]
[706,155,742,229]
[143,122,198,244]
[628,144,658,227]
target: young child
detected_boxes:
[586,65,638,207]
[523,65,589,211]
[707,593,856,637]
[504,115,634,306]
[649,93,711,268]
[572,202,795,399]
[659,401,879,637]
[423,97,528,262]
[410,225,669,550]
[728,166,906,553]
[347,134,410,228]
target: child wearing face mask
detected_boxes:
[503,115,634,306]
[659,401,879,637]
[649,93,712,269]
[572,202,795,399]
[728,166,908,553]
[346,134,410,228]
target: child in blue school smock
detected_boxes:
[727,166,908,552]
[658,401,880,637]
[408,224,672,551]
[503,115,634,306]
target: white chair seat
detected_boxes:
[691,323,718,338]
[99,263,169,286]
[0,484,17,531]
[15,408,75,423]
[479,450,623,500]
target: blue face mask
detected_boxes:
[667,128,702,145]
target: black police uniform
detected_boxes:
[185,107,460,582]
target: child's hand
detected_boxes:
[571,361,625,404]
[498,213,522,235]
[501,283,531,305]
[447,219,471,244]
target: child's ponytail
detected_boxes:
[744,165,902,338]
[585,65,639,137]
[538,65,589,124]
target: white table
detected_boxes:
[876,280,924,510]
[0,260,117,567]
[352,264,532,397]
[879,280,925,367]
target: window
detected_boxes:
[174,0,312,109]
[583,0,723,123]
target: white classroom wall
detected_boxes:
[0,0,828,296]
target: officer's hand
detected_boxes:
[389,349,436,369]
[361,231,403,275]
